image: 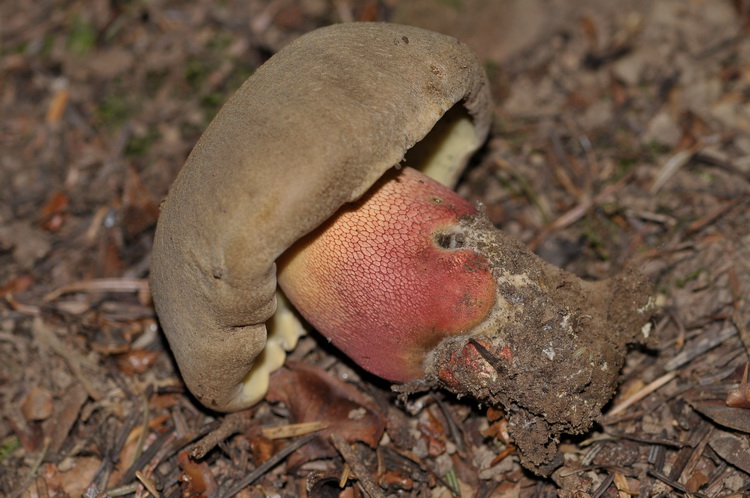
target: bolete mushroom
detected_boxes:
[151,22,654,474]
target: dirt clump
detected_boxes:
[411,212,654,475]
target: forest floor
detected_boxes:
[3,0,750,496]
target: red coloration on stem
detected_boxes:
[278,167,496,382]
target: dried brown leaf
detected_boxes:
[267,361,385,467]
[708,430,750,474]
[685,470,709,494]
[115,349,160,375]
[418,408,447,458]
[42,383,89,454]
[122,164,160,239]
[178,449,218,496]
[21,386,53,421]
[689,400,750,434]
[39,191,68,232]
[0,274,34,295]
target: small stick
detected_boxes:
[261,421,329,440]
[330,432,385,498]
[43,277,150,302]
[220,434,316,498]
[190,411,255,459]
[431,394,466,455]
[135,470,160,497]
[606,371,677,417]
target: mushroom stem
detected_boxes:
[419,215,654,473]
[278,166,654,475]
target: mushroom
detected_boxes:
[151,23,492,411]
[151,22,654,474]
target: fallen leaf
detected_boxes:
[178,449,218,496]
[688,399,750,434]
[379,469,414,491]
[41,383,89,454]
[708,430,750,474]
[0,222,52,270]
[418,408,446,457]
[38,459,101,497]
[39,190,69,232]
[249,434,278,467]
[122,164,160,239]
[59,457,101,497]
[684,470,709,493]
[116,349,160,375]
[482,416,510,444]
[486,406,504,423]
[0,274,34,295]
[267,361,385,468]
[21,386,53,421]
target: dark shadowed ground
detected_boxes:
[3,0,750,496]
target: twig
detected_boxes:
[135,470,159,497]
[133,394,150,465]
[604,431,685,449]
[190,410,255,459]
[31,316,102,400]
[529,171,634,251]
[693,151,750,183]
[431,394,466,455]
[648,469,708,498]
[43,277,149,302]
[220,434,316,498]
[118,431,176,485]
[605,371,677,417]
[261,421,329,440]
[99,483,140,497]
[664,325,737,371]
[649,149,696,194]
[4,293,40,315]
[494,158,550,223]
[10,436,50,498]
[685,196,743,237]
[679,423,713,481]
[330,432,385,498]
[590,472,614,498]
[118,418,219,487]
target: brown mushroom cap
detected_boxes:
[150,22,492,412]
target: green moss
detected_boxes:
[483,59,500,77]
[226,65,255,93]
[646,139,671,156]
[675,268,705,288]
[201,92,225,121]
[67,15,97,56]
[97,92,130,128]
[0,40,26,57]
[144,69,169,97]
[206,32,234,52]
[125,127,161,157]
[41,33,56,57]
[615,156,638,179]
[183,32,257,123]
[184,56,212,91]
[0,436,19,462]
[581,226,611,261]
